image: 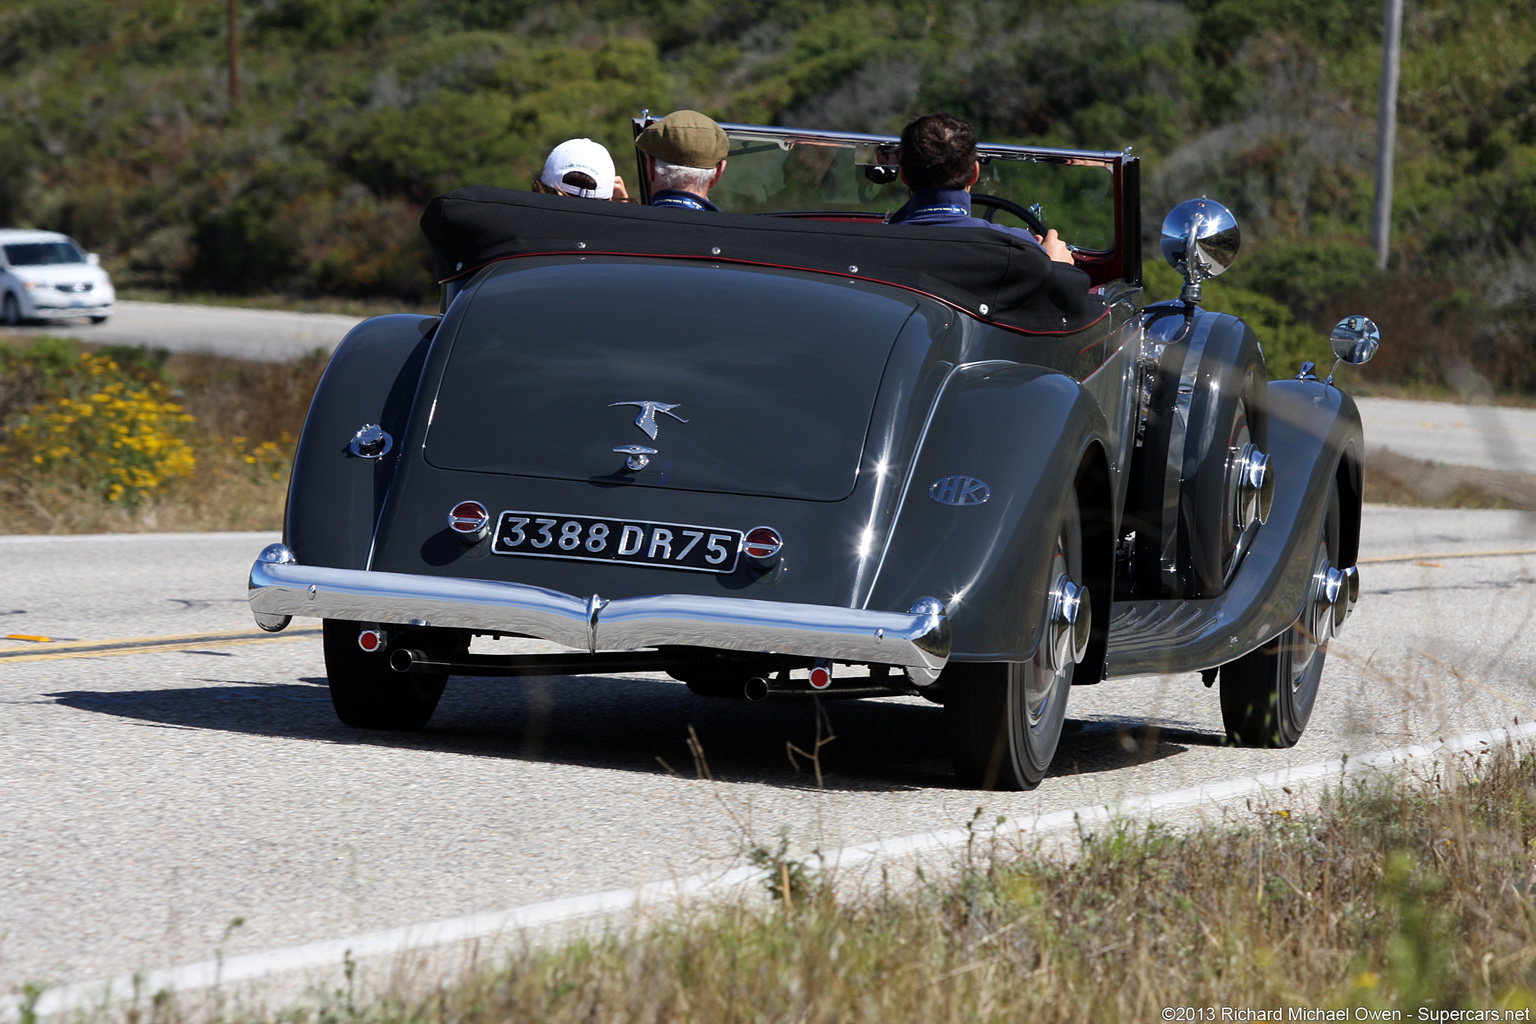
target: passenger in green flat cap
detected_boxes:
[635,110,730,212]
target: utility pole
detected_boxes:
[1372,0,1403,270]
[227,0,240,105]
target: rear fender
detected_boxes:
[865,363,1112,663]
[284,315,439,569]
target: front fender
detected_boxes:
[284,315,438,569]
[1107,378,1364,675]
[865,363,1110,662]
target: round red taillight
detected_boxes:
[742,526,783,562]
[809,665,832,689]
[358,629,384,653]
[448,500,490,540]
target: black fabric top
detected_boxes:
[420,186,1107,334]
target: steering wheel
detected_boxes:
[971,192,1048,237]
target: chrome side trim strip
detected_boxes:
[249,551,950,684]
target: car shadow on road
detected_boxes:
[49,670,1210,793]
[1050,717,1221,778]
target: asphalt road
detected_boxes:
[1353,396,1536,475]
[2,506,1534,1006]
[3,300,364,361]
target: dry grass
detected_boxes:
[1366,449,1536,511]
[76,746,1535,1024]
[0,340,324,534]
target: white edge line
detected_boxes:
[8,720,1536,1022]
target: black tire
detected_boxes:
[1219,482,1342,746]
[2,294,20,326]
[88,315,109,324]
[944,492,1082,790]
[321,619,452,730]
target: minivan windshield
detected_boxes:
[4,240,86,266]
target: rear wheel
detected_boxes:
[1219,481,1342,746]
[945,493,1083,790]
[322,619,453,730]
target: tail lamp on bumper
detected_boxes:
[448,500,490,542]
[742,526,784,568]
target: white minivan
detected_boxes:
[0,229,115,325]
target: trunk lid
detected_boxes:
[424,259,918,501]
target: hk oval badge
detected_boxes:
[928,476,990,506]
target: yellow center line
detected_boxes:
[0,627,322,664]
[1359,547,1536,565]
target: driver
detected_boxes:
[888,112,1075,265]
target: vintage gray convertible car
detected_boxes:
[247,121,1378,790]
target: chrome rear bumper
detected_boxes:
[247,545,950,684]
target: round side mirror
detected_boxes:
[1330,315,1380,365]
[1160,198,1240,281]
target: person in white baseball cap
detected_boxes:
[532,138,630,201]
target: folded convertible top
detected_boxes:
[421,186,1108,334]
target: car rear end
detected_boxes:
[251,256,960,688]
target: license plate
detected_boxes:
[491,511,742,573]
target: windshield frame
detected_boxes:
[630,119,1140,287]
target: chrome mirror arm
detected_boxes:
[1179,218,1205,307]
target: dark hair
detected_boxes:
[530,177,570,196]
[531,171,600,196]
[898,112,977,191]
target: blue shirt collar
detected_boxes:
[906,188,972,217]
[651,190,720,212]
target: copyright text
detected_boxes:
[1160,1009,1532,1022]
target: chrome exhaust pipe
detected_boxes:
[742,673,914,702]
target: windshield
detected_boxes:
[705,126,1120,253]
[4,240,87,266]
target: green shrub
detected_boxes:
[1142,260,1327,377]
